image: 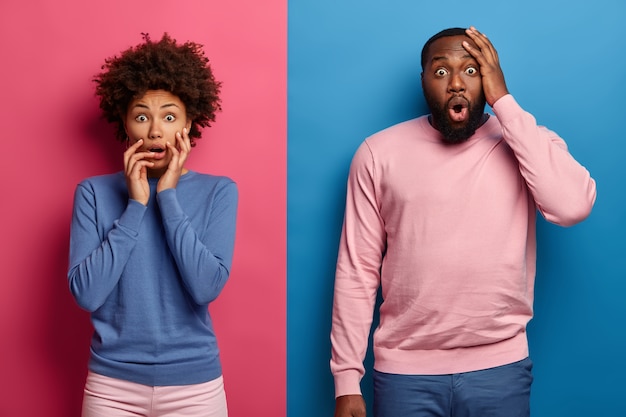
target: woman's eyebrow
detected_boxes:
[130,103,181,109]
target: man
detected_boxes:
[330,27,596,417]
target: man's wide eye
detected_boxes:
[465,67,478,75]
[435,68,448,76]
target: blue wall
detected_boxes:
[288,1,625,415]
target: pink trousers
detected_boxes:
[82,371,228,417]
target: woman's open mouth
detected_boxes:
[148,147,166,160]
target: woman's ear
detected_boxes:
[122,112,129,137]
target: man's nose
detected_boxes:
[448,72,465,93]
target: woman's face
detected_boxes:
[124,89,192,177]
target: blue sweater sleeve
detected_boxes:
[157,180,238,305]
[67,181,146,312]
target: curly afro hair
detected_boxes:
[94,33,221,147]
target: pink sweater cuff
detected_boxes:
[333,370,363,398]
[491,94,521,124]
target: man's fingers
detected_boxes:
[465,27,499,62]
[466,26,489,47]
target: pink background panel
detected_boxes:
[0,1,286,417]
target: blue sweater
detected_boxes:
[68,170,238,386]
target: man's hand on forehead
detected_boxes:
[462,26,509,106]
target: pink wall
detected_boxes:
[0,1,286,416]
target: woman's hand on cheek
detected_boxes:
[124,139,154,206]
[157,128,191,193]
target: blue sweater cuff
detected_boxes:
[157,188,185,221]
[117,199,147,234]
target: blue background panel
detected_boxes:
[288,1,625,416]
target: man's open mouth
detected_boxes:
[448,97,469,122]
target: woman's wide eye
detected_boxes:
[165,114,176,122]
[435,68,448,76]
[135,115,148,122]
[465,66,478,75]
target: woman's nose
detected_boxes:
[148,121,162,139]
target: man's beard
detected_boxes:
[425,93,487,144]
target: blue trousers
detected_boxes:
[373,357,533,417]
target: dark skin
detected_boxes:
[462,27,509,107]
[333,26,509,417]
[421,27,509,143]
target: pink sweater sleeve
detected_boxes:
[330,141,384,397]
[492,95,596,226]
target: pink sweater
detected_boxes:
[330,95,596,397]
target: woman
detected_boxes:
[68,33,237,417]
